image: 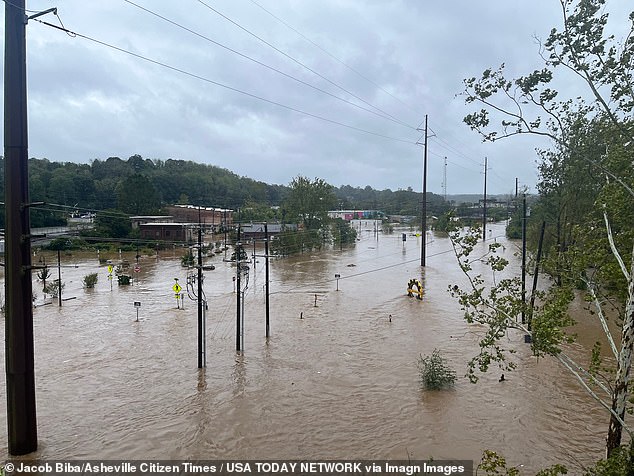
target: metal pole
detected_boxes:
[57,249,62,307]
[241,290,244,353]
[224,209,228,260]
[528,221,546,331]
[264,223,270,339]
[515,177,519,199]
[521,195,527,325]
[236,226,241,352]
[5,0,37,454]
[421,114,428,267]
[197,207,204,368]
[483,157,487,240]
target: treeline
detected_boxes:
[335,184,448,216]
[460,0,634,459]
[0,154,448,227]
[519,116,632,296]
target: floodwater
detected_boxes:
[0,221,615,472]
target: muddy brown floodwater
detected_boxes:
[0,222,613,472]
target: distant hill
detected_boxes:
[446,193,515,205]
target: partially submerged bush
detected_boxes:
[417,349,456,390]
[83,273,98,289]
[181,252,194,267]
[43,279,64,298]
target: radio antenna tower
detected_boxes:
[442,157,447,201]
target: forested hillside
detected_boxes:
[0,155,448,227]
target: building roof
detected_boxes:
[139,222,189,227]
[168,204,233,213]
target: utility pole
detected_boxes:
[236,226,242,352]
[57,250,62,307]
[252,237,256,269]
[515,177,519,199]
[264,223,270,339]
[5,0,37,455]
[521,194,527,325]
[224,209,228,260]
[529,221,546,332]
[197,207,204,368]
[418,114,428,267]
[482,157,488,240]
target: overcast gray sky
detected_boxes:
[2,0,630,195]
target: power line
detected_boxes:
[430,134,482,167]
[194,0,417,130]
[1,0,38,13]
[246,0,421,123]
[122,0,414,131]
[268,245,457,296]
[34,19,417,146]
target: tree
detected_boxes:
[116,174,160,215]
[92,209,132,239]
[239,199,279,222]
[459,0,634,456]
[284,175,336,230]
[331,218,357,247]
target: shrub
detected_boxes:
[43,279,64,298]
[181,252,195,267]
[83,273,98,289]
[417,349,456,390]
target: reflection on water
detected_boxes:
[0,222,611,471]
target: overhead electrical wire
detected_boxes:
[1,0,39,14]
[30,4,515,194]
[245,0,517,186]
[193,0,418,130]
[122,0,415,131]
[430,135,483,168]
[246,0,422,123]
[268,235,505,297]
[33,18,417,146]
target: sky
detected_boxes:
[1,0,631,195]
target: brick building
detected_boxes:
[164,205,233,230]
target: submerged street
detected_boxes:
[0,222,609,472]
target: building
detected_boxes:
[239,223,297,240]
[164,205,233,231]
[328,210,383,221]
[130,215,173,229]
[138,223,195,242]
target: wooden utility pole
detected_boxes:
[197,207,204,368]
[529,221,546,331]
[521,195,527,325]
[236,226,242,352]
[264,223,270,339]
[57,250,62,307]
[420,114,428,267]
[515,177,519,199]
[482,157,488,240]
[5,0,37,455]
